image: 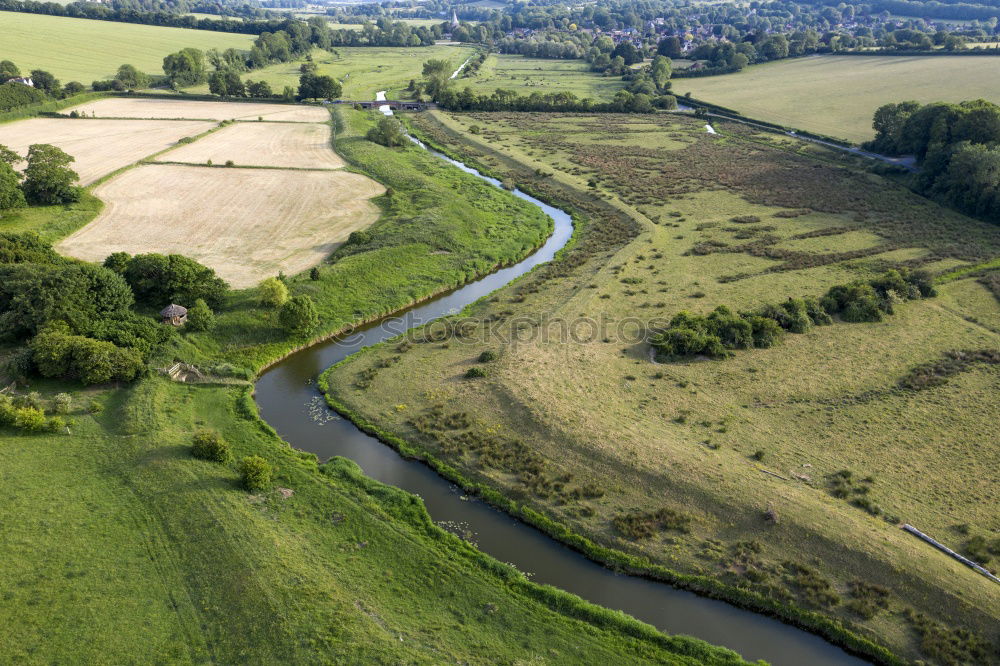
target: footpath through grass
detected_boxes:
[324,110,1000,665]
[0,105,754,664]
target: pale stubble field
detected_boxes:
[0,118,215,184]
[57,164,383,288]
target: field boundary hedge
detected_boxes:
[0,91,108,125]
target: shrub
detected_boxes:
[30,329,144,385]
[309,266,321,281]
[279,295,319,336]
[747,315,783,348]
[21,144,81,205]
[186,298,215,332]
[191,429,231,463]
[45,416,65,433]
[14,406,46,432]
[465,366,488,378]
[0,395,15,426]
[239,455,272,491]
[478,350,499,362]
[123,253,228,309]
[52,393,72,414]
[258,277,289,307]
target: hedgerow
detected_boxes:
[651,269,934,361]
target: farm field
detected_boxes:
[462,53,626,99]
[186,45,476,100]
[0,117,215,184]
[0,11,252,83]
[678,54,1000,143]
[326,110,1000,663]
[67,97,329,122]
[158,122,344,169]
[58,164,382,287]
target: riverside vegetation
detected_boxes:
[0,102,754,663]
[323,110,1000,664]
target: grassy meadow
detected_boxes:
[0,11,253,83]
[461,53,626,99]
[0,101,757,662]
[324,110,1000,664]
[678,54,1000,143]
[186,45,476,99]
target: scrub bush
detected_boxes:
[192,429,232,463]
[239,455,272,492]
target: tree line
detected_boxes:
[652,269,935,360]
[867,99,1000,224]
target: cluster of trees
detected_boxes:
[0,60,85,110]
[0,233,230,385]
[91,63,154,92]
[652,269,934,360]
[0,143,82,216]
[867,99,1000,223]
[104,252,229,309]
[366,116,407,147]
[296,63,341,101]
[0,240,165,385]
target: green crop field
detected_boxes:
[460,53,626,100]
[325,110,1000,664]
[678,54,1000,143]
[0,11,252,83]
[188,44,475,100]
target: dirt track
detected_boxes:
[67,98,329,122]
[158,122,344,169]
[0,117,214,184]
[57,164,383,287]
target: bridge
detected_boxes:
[329,100,431,112]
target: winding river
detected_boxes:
[254,104,865,665]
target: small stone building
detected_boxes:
[160,304,188,326]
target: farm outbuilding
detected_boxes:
[160,304,188,326]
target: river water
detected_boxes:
[254,103,865,665]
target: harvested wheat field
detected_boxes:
[57,164,383,287]
[159,122,344,169]
[0,117,215,184]
[67,98,329,123]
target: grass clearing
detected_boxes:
[0,117,215,184]
[462,53,625,99]
[0,11,252,82]
[0,376,746,664]
[66,97,328,122]
[185,45,476,100]
[57,163,382,288]
[679,54,1000,143]
[325,110,1000,663]
[157,121,344,169]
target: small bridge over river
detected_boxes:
[330,100,432,112]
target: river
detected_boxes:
[254,102,866,665]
